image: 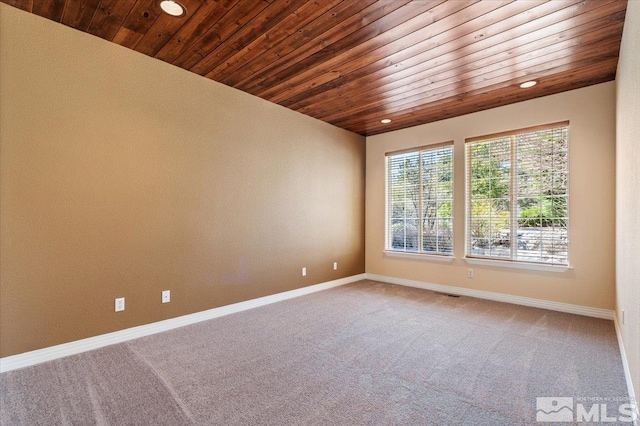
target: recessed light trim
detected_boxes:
[380,119,392,124]
[519,80,537,89]
[160,0,186,17]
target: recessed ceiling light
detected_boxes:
[519,80,537,89]
[381,119,392,124]
[159,0,186,17]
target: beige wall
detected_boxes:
[616,0,640,401]
[366,82,616,310]
[0,4,365,358]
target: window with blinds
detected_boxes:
[386,143,453,256]
[466,122,569,265]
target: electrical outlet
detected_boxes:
[333,262,338,270]
[467,269,474,279]
[115,297,125,312]
[162,290,170,304]
[302,267,307,277]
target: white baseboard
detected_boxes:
[0,273,365,373]
[614,315,639,424]
[365,273,615,320]
[3,271,635,422]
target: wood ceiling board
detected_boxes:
[111,0,165,48]
[282,0,584,113]
[260,1,512,105]
[260,0,521,105]
[172,0,272,70]
[32,0,65,22]
[361,68,617,136]
[233,0,414,93]
[153,0,239,63]
[249,0,460,101]
[327,44,617,132]
[2,0,32,12]
[348,59,620,136]
[283,0,557,113]
[203,0,343,82]
[87,0,138,41]
[188,0,310,76]
[1,0,628,136]
[60,0,101,30]
[284,0,620,119]
[317,21,625,123]
[333,40,621,128]
[223,0,391,90]
[132,0,207,57]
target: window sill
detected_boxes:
[464,257,573,272]
[384,251,455,263]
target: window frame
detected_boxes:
[464,121,570,267]
[385,141,454,258]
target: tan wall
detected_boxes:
[0,4,365,358]
[616,0,640,400]
[366,83,616,310]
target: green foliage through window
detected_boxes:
[387,144,454,255]
[466,124,569,265]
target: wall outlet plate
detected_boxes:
[302,267,306,277]
[333,262,338,270]
[162,290,170,304]
[115,297,125,312]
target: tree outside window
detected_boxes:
[387,144,453,255]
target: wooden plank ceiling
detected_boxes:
[2,0,627,136]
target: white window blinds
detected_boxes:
[466,122,569,265]
[386,143,453,255]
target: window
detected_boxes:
[466,122,569,265]
[386,143,453,256]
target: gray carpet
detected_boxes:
[0,280,630,425]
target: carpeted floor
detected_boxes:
[0,280,630,425]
